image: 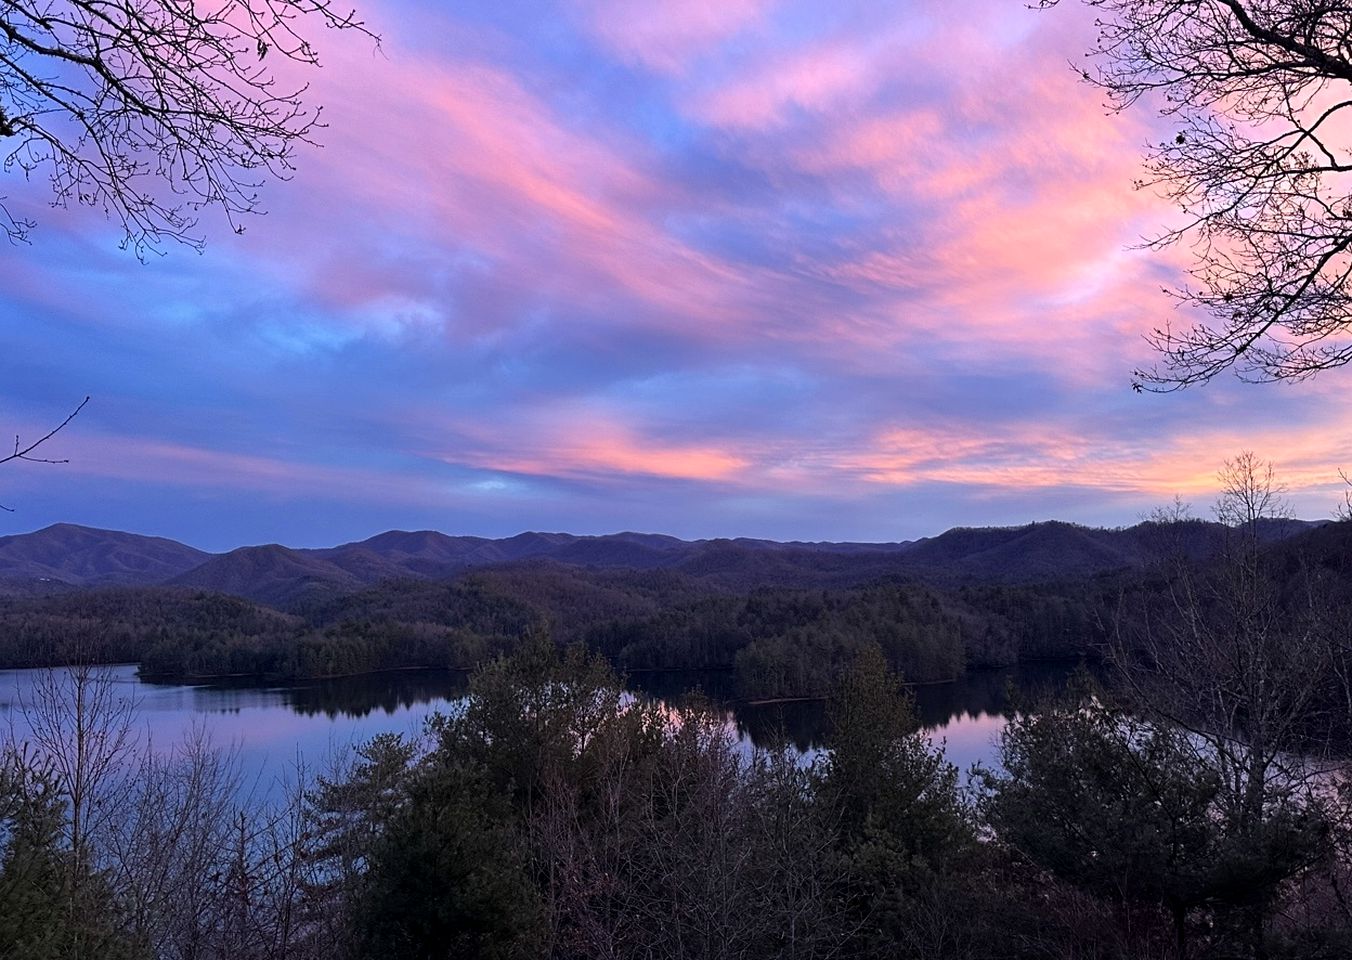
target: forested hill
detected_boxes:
[0,523,210,589]
[0,568,1104,696]
[0,517,1324,605]
[0,517,1338,696]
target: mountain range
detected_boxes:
[0,518,1327,608]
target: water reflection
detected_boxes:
[730,700,828,754]
[0,661,1086,787]
[165,670,475,720]
[629,661,1086,755]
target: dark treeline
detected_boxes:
[0,588,302,669]
[4,507,1349,710]
[3,632,1350,960]
[0,564,1109,697]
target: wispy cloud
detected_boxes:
[0,0,1344,545]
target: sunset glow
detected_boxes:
[3,0,1347,549]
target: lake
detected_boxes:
[0,661,1085,794]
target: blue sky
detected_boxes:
[3,0,1348,552]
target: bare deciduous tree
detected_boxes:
[5,666,326,959]
[1043,1,1352,389]
[20,660,137,872]
[1116,454,1341,954]
[104,727,244,959]
[0,1,375,255]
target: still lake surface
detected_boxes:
[0,662,1082,793]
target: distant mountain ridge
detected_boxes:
[0,518,1330,607]
[0,523,209,591]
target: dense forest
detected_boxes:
[5,518,1350,703]
[0,562,1110,698]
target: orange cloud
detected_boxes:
[434,409,750,483]
[836,417,1352,511]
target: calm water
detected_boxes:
[0,662,1083,792]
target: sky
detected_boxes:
[3,0,1351,552]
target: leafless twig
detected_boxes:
[0,394,89,511]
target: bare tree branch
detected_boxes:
[0,0,377,256]
[0,394,88,512]
[1044,1,1352,388]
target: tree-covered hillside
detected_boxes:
[0,561,1112,696]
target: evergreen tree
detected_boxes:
[819,645,970,956]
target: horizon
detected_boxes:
[4,513,1328,557]
[5,0,1352,551]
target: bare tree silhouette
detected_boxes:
[1,1,375,255]
[1044,1,1352,388]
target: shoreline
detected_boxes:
[19,656,1093,694]
[137,663,469,685]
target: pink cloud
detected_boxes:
[430,406,750,483]
[255,42,781,347]
[220,0,1184,386]
[480,436,748,483]
[693,39,898,130]
[737,19,1184,380]
[573,0,775,74]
